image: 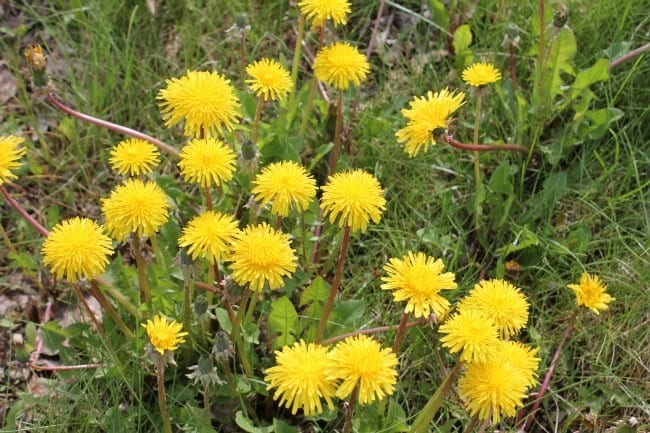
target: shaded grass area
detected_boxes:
[1,0,648,431]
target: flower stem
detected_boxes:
[96,277,141,320]
[231,289,253,377]
[252,98,264,144]
[290,14,305,97]
[89,280,134,339]
[327,89,344,175]
[410,361,463,433]
[299,25,325,136]
[442,134,527,153]
[0,185,49,237]
[321,317,427,346]
[342,382,360,433]
[204,186,213,211]
[314,224,351,343]
[133,233,151,304]
[46,92,178,157]
[472,91,483,232]
[156,358,173,433]
[392,312,411,354]
[522,309,578,431]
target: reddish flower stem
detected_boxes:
[392,312,411,354]
[443,134,528,153]
[0,185,49,237]
[46,92,179,157]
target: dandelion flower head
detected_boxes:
[298,0,351,27]
[320,169,386,233]
[142,314,188,354]
[567,272,615,314]
[109,138,160,176]
[246,58,293,102]
[395,88,466,157]
[178,137,236,188]
[462,62,502,87]
[229,222,298,292]
[41,217,113,282]
[252,161,316,217]
[458,340,540,423]
[458,279,529,338]
[265,340,336,416]
[158,70,241,138]
[313,42,369,90]
[439,309,499,363]
[101,179,169,240]
[178,211,239,264]
[0,135,26,185]
[325,335,398,405]
[381,251,457,318]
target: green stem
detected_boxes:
[252,98,263,144]
[298,25,325,136]
[0,221,17,255]
[133,233,151,304]
[97,277,141,320]
[231,289,253,377]
[472,91,483,232]
[89,280,134,339]
[314,224,351,343]
[290,14,305,97]
[156,359,173,433]
[327,90,344,175]
[410,361,463,433]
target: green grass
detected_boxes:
[1,0,649,431]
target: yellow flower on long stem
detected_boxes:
[265,340,337,416]
[41,217,113,282]
[158,70,241,138]
[320,169,386,233]
[381,251,457,318]
[462,62,502,87]
[178,211,239,264]
[313,42,369,90]
[109,138,160,176]
[178,138,236,188]
[0,135,26,185]
[229,222,298,292]
[252,161,316,217]
[142,314,188,354]
[439,309,499,363]
[298,0,351,27]
[246,58,293,102]
[567,272,615,314]
[395,88,466,157]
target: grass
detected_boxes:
[1,0,649,431]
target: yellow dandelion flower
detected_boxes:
[458,279,529,338]
[158,70,241,138]
[462,62,502,87]
[178,138,236,188]
[458,341,540,423]
[298,0,351,27]
[178,211,239,264]
[313,42,369,90]
[265,340,337,416]
[320,169,386,233]
[229,222,298,292]
[567,272,615,314]
[109,138,160,176]
[142,314,188,354]
[245,58,293,102]
[439,309,499,363]
[101,179,169,240]
[23,44,47,72]
[325,335,398,405]
[381,251,457,318]
[252,161,317,217]
[395,88,466,157]
[41,217,113,282]
[0,135,26,185]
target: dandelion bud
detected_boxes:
[24,44,48,87]
[553,4,569,29]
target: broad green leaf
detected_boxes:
[571,58,609,99]
[273,418,299,433]
[267,296,299,348]
[453,24,472,53]
[426,0,450,30]
[235,411,274,433]
[299,276,330,308]
[488,162,514,195]
[496,227,540,256]
[543,28,576,99]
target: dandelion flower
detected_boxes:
[325,335,398,405]
[458,279,529,338]
[41,217,113,282]
[313,42,369,90]
[298,0,351,27]
[439,309,499,363]
[395,88,466,157]
[158,70,241,138]
[102,179,169,240]
[252,161,316,217]
[178,138,236,188]
[229,222,297,292]
[462,62,502,87]
[265,340,337,416]
[381,251,457,318]
[320,169,386,233]
[458,341,540,423]
[246,58,293,102]
[142,314,188,354]
[178,211,239,264]
[567,272,615,314]
[109,138,160,176]
[0,135,26,185]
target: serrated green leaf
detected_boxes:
[488,162,513,195]
[267,296,299,348]
[235,411,274,433]
[571,58,609,99]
